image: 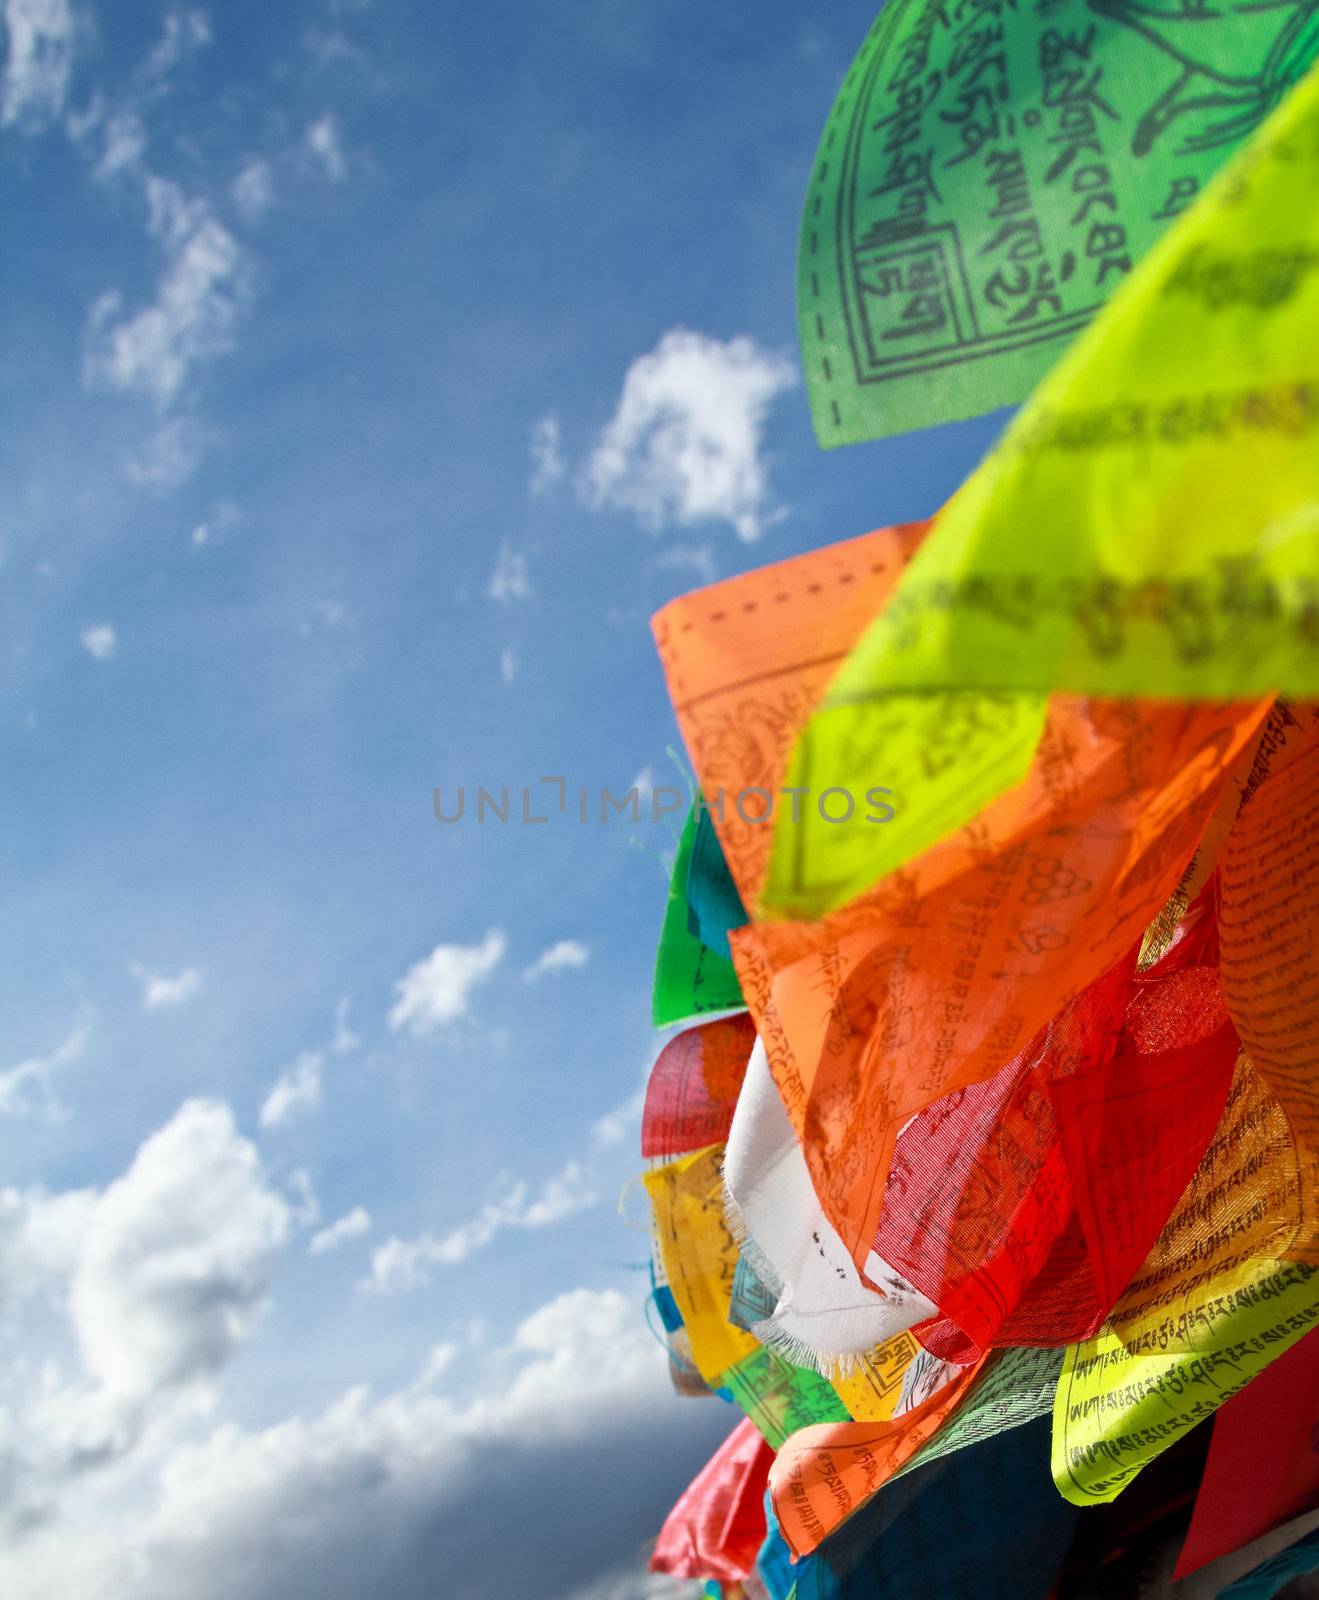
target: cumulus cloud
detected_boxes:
[132,965,201,1011]
[0,1182,97,1304]
[366,1160,598,1292]
[530,411,564,494]
[309,1207,371,1255]
[0,0,76,131]
[387,930,505,1036]
[304,113,346,179]
[0,1099,298,1565]
[583,329,797,542]
[522,939,589,983]
[258,1052,324,1130]
[79,623,116,661]
[0,1018,91,1120]
[0,1284,728,1600]
[84,176,251,409]
[70,1101,289,1408]
[487,542,531,603]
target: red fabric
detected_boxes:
[641,1014,756,1159]
[650,1417,773,1583]
[871,884,1239,1361]
[1174,1324,1319,1578]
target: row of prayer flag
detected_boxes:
[627,13,1319,1598]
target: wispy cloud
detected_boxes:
[143,8,211,78]
[304,112,346,179]
[132,964,202,1010]
[583,328,797,542]
[189,497,239,550]
[387,930,505,1037]
[84,176,252,409]
[309,1206,371,1255]
[364,1160,598,1291]
[297,597,349,636]
[258,1052,325,1130]
[500,645,518,686]
[522,939,589,983]
[1,0,76,132]
[125,416,209,490]
[487,542,531,603]
[331,996,359,1055]
[231,157,274,220]
[80,623,117,661]
[286,1167,321,1228]
[590,1089,644,1151]
[0,1015,91,1120]
[650,540,717,585]
[91,107,145,181]
[529,411,564,494]
[630,765,655,807]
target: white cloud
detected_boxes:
[189,497,239,550]
[133,965,201,1011]
[365,1160,598,1292]
[330,997,358,1055]
[500,645,518,686]
[92,108,145,181]
[0,1283,719,1600]
[487,542,531,603]
[144,8,211,77]
[630,766,655,808]
[387,930,505,1036]
[126,417,208,491]
[0,1182,97,1304]
[80,623,116,661]
[522,939,589,983]
[583,328,797,542]
[0,0,75,131]
[0,1018,90,1121]
[61,83,99,142]
[231,157,273,221]
[69,1100,289,1408]
[564,1570,704,1600]
[298,598,348,636]
[309,1207,370,1256]
[304,113,346,180]
[285,1168,320,1229]
[590,1089,644,1152]
[529,411,564,495]
[650,541,717,585]
[84,177,251,408]
[258,1052,324,1130]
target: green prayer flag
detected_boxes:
[653,804,745,1025]
[799,0,1319,445]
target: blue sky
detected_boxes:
[0,3,1001,1595]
